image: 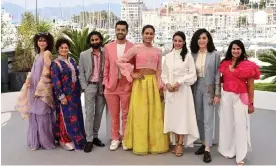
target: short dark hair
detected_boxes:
[115,20,128,31]
[172,31,188,61]
[190,28,216,54]
[142,25,155,34]
[87,31,103,45]
[33,32,54,53]
[55,38,71,51]
[222,40,248,68]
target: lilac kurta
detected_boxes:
[27,54,55,150]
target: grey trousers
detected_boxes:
[84,84,106,142]
[194,78,215,147]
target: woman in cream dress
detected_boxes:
[162,31,199,157]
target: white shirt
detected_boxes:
[117,43,126,79]
[195,51,207,78]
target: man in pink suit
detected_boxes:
[103,21,134,151]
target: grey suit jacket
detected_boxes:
[79,47,105,92]
[192,51,221,99]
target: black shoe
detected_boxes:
[195,145,205,155]
[93,138,105,147]
[84,142,93,153]
[203,151,212,163]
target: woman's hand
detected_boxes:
[21,114,29,120]
[173,82,180,92]
[248,105,255,114]
[25,79,31,88]
[213,96,220,105]
[61,97,68,105]
[159,89,164,101]
[166,83,174,92]
[131,72,144,80]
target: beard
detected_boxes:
[116,34,126,40]
[90,43,101,49]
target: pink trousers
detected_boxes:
[104,79,131,141]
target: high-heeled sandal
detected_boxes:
[174,143,183,157]
[172,141,178,154]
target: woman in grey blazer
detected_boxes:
[190,29,221,163]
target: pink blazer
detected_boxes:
[103,40,134,92]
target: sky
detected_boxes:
[2,0,221,9]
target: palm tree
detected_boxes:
[99,29,112,45]
[36,20,53,33]
[61,28,111,63]
[62,28,90,61]
[259,49,276,84]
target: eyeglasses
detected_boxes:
[36,32,49,36]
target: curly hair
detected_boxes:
[172,31,188,61]
[55,38,71,51]
[222,40,248,68]
[86,31,103,46]
[33,32,54,53]
[190,29,216,54]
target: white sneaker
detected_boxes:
[110,140,120,151]
[122,141,129,151]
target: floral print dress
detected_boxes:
[50,56,86,150]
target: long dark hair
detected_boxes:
[190,28,216,54]
[33,32,54,53]
[222,40,248,68]
[172,31,188,61]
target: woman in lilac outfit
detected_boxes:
[16,32,56,150]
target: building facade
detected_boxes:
[121,0,147,29]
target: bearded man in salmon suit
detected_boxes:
[103,20,134,151]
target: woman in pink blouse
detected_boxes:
[218,40,261,166]
[116,25,169,155]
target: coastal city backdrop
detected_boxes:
[1,0,276,92]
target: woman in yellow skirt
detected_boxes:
[116,25,169,155]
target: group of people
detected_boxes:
[15,20,261,166]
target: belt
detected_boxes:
[87,81,98,84]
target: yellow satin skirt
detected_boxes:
[123,75,169,155]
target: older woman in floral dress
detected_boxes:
[50,38,86,151]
